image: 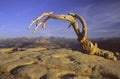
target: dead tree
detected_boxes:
[28,12,117,60]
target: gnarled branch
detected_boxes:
[28,12,118,60]
[28,12,85,43]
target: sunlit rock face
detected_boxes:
[0,37,120,79]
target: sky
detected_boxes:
[0,0,120,39]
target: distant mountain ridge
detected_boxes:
[0,36,120,52]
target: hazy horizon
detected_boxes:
[0,0,120,39]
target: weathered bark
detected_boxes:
[28,12,117,60]
[28,12,85,43]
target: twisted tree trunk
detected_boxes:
[28,12,118,60]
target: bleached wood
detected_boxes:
[28,12,117,60]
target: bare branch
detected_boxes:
[68,13,87,43]
[41,17,50,30]
[34,22,42,33]
[28,12,53,29]
[28,12,118,60]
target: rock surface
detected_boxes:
[0,47,120,79]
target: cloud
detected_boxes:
[83,1,120,37]
[87,1,120,26]
[46,0,120,38]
